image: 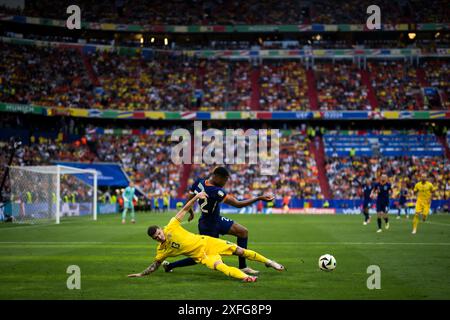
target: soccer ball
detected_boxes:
[318,254,336,271]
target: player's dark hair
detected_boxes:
[147,225,159,237]
[212,166,230,178]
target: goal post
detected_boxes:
[8,165,98,224]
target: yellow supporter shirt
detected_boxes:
[414,181,435,203]
[154,218,205,262]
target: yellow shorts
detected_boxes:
[415,201,431,216]
[199,236,238,269]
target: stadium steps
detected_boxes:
[416,68,429,87]
[82,52,100,87]
[310,136,332,199]
[361,69,378,109]
[306,69,319,110]
[250,66,261,110]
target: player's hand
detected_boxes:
[196,191,208,199]
[127,273,143,278]
[259,193,275,202]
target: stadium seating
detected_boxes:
[368,61,424,110]
[1,0,447,24]
[259,61,310,111]
[91,51,199,111]
[315,62,371,111]
[324,130,449,199]
[94,133,181,197]
[189,130,322,199]
[0,42,92,108]
[1,41,448,112]
[422,60,449,109]
[324,130,444,157]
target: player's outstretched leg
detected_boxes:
[228,222,259,275]
[121,208,127,224]
[234,247,285,272]
[203,258,256,282]
[163,257,197,272]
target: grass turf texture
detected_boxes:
[0,212,449,300]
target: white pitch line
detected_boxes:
[0,241,449,246]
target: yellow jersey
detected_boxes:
[414,181,435,203]
[154,218,205,262]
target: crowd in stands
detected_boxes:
[369,61,425,110]
[91,51,199,111]
[259,61,310,111]
[94,133,181,198]
[200,60,252,111]
[326,156,450,200]
[325,127,450,200]
[1,118,449,204]
[1,0,447,24]
[422,60,450,109]
[315,62,371,111]
[1,41,449,111]
[0,42,92,108]
[189,128,322,200]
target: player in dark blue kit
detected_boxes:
[396,182,409,219]
[361,178,374,225]
[371,174,393,233]
[163,166,275,276]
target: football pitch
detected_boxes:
[0,212,449,300]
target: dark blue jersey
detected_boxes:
[374,182,392,203]
[363,184,373,201]
[189,178,227,223]
[399,188,408,200]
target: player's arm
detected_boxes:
[175,191,207,221]
[185,192,196,222]
[224,193,274,208]
[128,260,162,277]
[370,186,377,199]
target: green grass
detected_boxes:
[0,212,449,300]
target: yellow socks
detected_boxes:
[215,263,248,280]
[412,214,419,232]
[241,249,269,264]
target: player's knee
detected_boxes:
[238,227,248,238]
[213,261,223,270]
[234,247,244,256]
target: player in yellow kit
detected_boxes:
[412,173,436,234]
[127,191,285,282]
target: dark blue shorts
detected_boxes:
[363,200,371,209]
[399,198,406,206]
[198,216,235,238]
[376,201,389,213]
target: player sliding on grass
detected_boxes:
[163,166,275,276]
[127,191,285,282]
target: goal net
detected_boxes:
[8,165,97,224]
